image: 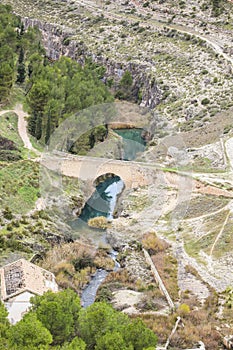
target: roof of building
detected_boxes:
[0,258,58,301]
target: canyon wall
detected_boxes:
[23,17,162,109]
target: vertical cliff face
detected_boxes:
[23,17,162,109]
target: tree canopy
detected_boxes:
[26,56,114,147]
[0,4,113,155]
[30,289,81,345]
[0,290,157,350]
[8,313,53,350]
[0,4,45,104]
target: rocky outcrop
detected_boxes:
[23,17,162,109]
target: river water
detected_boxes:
[70,128,146,307]
[114,128,146,161]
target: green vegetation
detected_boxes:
[40,241,115,292]
[26,56,113,147]
[0,5,20,104]
[0,113,23,147]
[2,0,233,130]
[0,111,38,161]
[115,70,133,100]
[0,4,45,105]
[0,208,64,262]
[0,289,157,349]
[0,4,114,155]
[31,289,81,345]
[0,161,39,213]
[0,3,232,350]
[8,313,53,350]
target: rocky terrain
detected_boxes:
[4,0,233,128]
[1,0,233,348]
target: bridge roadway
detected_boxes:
[41,151,161,190]
[40,151,233,199]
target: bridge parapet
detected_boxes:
[41,151,155,189]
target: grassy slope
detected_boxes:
[0,160,39,213]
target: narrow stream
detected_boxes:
[71,128,147,307]
[81,251,121,308]
[70,175,124,307]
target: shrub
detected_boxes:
[3,207,13,220]
[87,216,109,229]
[142,232,169,254]
[96,285,113,302]
[201,98,210,105]
[177,303,190,317]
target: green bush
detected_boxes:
[201,98,210,105]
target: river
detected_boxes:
[70,128,146,307]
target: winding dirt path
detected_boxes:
[75,0,233,67]
[15,104,33,151]
[0,104,39,155]
[210,210,231,257]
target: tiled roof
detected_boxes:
[0,259,58,301]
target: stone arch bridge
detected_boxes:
[41,151,157,190]
[40,151,233,199]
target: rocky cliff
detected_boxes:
[23,17,162,109]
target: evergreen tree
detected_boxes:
[18,46,24,64]
[17,63,26,83]
[28,111,37,137]
[0,302,10,349]
[31,289,81,345]
[8,313,52,350]
[17,47,26,83]
[120,70,133,89]
[19,22,25,37]
[78,302,129,349]
[122,319,157,350]
[95,331,131,350]
[45,114,51,145]
[116,70,133,100]
[35,112,43,140]
[59,337,86,350]
[0,301,10,337]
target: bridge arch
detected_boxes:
[94,173,124,187]
[42,152,153,191]
[94,161,150,190]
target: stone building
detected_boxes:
[0,258,58,324]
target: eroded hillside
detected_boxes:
[3,0,233,129]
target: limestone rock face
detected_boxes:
[23,17,162,109]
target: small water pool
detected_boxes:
[114,128,146,161]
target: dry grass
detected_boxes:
[40,240,117,292]
[88,216,109,229]
[152,251,179,300]
[182,108,233,148]
[142,231,169,254]
[40,241,95,271]
[40,241,96,291]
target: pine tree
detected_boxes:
[17,63,26,83]
[35,112,42,140]
[28,112,37,137]
[17,47,26,83]
[19,22,25,37]
[18,46,24,64]
[45,114,51,145]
